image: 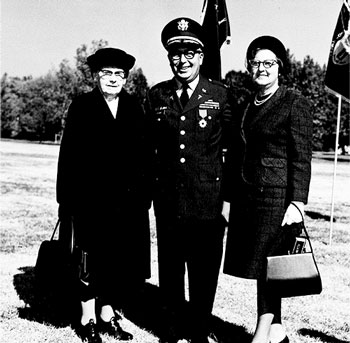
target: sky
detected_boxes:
[1,0,344,85]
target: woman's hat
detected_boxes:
[87,48,135,73]
[246,35,288,73]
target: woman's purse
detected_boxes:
[35,217,77,297]
[266,204,322,298]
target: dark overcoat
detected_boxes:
[223,85,312,279]
[56,87,151,281]
[146,75,233,221]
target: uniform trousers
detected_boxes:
[156,215,226,338]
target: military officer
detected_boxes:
[146,17,233,343]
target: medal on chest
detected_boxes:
[199,109,208,128]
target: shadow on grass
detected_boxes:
[113,282,252,343]
[13,266,80,328]
[298,328,349,343]
[305,210,336,222]
[13,266,251,342]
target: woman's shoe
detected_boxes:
[99,316,133,341]
[80,319,102,343]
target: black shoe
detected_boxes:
[99,316,133,340]
[79,319,102,343]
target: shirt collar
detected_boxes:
[175,75,200,92]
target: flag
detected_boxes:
[325,0,350,101]
[200,0,231,81]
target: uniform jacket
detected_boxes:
[146,75,233,220]
[225,85,312,204]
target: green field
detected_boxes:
[0,139,349,343]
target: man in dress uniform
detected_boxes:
[146,17,233,343]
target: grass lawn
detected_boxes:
[0,139,349,343]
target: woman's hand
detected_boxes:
[281,201,304,226]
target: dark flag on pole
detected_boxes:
[200,0,231,81]
[325,0,350,101]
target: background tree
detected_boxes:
[75,39,109,92]
[1,74,26,138]
[1,39,150,141]
[124,67,149,108]
[1,40,348,150]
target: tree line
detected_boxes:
[1,40,349,151]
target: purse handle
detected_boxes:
[290,202,315,254]
[50,219,60,241]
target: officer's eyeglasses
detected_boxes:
[170,50,202,62]
[98,69,126,80]
[249,60,278,69]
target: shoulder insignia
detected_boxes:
[208,78,228,88]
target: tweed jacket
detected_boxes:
[225,85,312,205]
[146,75,233,220]
[223,86,313,279]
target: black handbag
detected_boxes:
[266,205,322,298]
[35,218,77,297]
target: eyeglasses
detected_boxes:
[98,69,126,80]
[169,50,202,62]
[249,60,278,69]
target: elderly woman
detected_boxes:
[223,36,313,343]
[56,48,151,343]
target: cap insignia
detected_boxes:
[177,19,189,31]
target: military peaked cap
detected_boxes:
[161,17,204,49]
[87,48,135,73]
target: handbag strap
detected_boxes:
[50,219,60,241]
[290,202,315,254]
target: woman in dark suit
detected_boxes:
[56,48,151,343]
[223,36,313,343]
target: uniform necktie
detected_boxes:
[180,84,189,108]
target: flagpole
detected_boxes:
[329,94,342,245]
[214,0,221,80]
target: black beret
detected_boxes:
[87,48,135,73]
[246,36,287,73]
[161,17,204,50]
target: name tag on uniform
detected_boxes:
[155,106,168,121]
[155,106,168,114]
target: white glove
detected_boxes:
[281,201,304,226]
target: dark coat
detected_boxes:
[146,75,233,221]
[56,87,151,280]
[223,86,312,279]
